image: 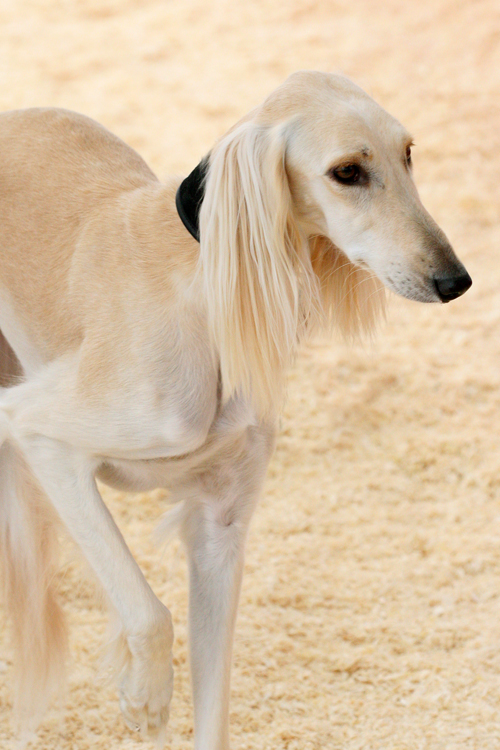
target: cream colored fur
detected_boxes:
[0,71,470,749]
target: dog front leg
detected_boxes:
[186,511,246,750]
[178,428,273,750]
[13,434,174,742]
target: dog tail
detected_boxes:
[0,442,68,737]
[0,335,68,738]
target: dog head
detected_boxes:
[198,71,471,414]
[266,71,471,304]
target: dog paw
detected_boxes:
[119,662,173,742]
[114,610,174,744]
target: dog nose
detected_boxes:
[434,272,472,302]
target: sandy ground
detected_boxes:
[1,0,500,748]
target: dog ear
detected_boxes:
[199,121,316,417]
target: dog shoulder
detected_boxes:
[0,107,157,193]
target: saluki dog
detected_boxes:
[0,71,471,748]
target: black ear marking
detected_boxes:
[175,156,210,243]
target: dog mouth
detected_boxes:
[381,273,444,303]
[378,263,472,304]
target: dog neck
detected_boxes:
[175,157,209,243]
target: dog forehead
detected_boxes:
[285,101,408,174]
[259,70,408,148]
[260,71,383,119]
[315,100,405,146]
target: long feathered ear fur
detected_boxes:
[309,234,386,340]
[199,121,315,417]
[199,121,386,418]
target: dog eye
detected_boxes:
[405,145,412,166]
[329,163,362,185]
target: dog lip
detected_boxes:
[433,272,472,302]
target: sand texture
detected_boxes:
[0,1,499,748]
